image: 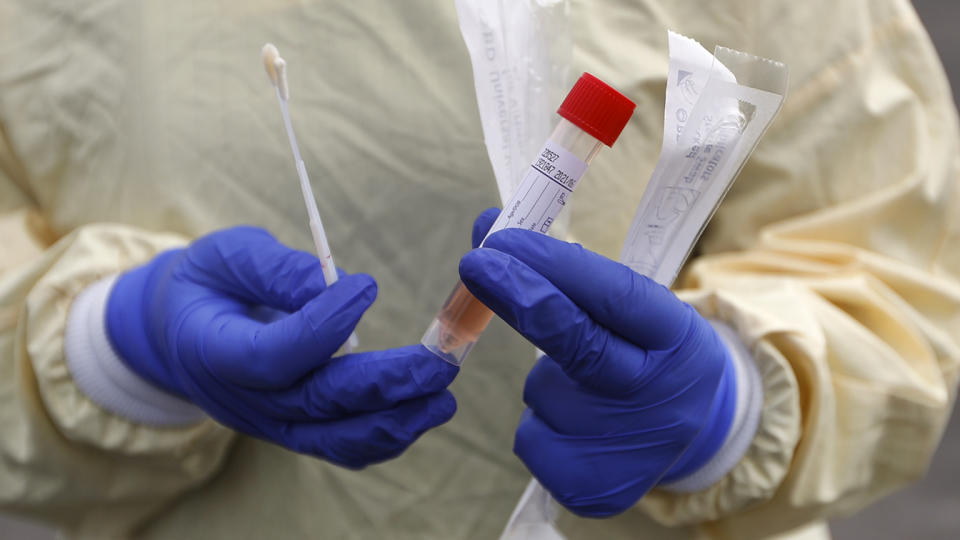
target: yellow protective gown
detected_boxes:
[0,0,957,538]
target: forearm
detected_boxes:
[639,244,960,537]
[0,217,235,536]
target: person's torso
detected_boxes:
[2,0,928,537]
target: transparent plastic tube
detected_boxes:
[422,72,634,366]
[422,118,605,365]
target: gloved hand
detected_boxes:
[462,209,736,516]
[106,226,458,469]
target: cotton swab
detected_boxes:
[262,43,359,353]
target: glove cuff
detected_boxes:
[659,320,763,492]
[105,250,187,395]
[65,275,206,426]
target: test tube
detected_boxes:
[422,73,636,365]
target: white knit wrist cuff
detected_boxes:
[64,275,206,426]
[660,320,763,493]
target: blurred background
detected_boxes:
[1,0,958,538]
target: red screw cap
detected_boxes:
[557,73,636,147]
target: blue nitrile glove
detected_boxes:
[462,209,736,517]
[106,226,458,469]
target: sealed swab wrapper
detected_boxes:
[620,32,789,284]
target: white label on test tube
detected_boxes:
[483,141,588,241]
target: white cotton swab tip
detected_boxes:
[261,43,289,100]
[261,43,280,83]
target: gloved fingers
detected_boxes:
[521,355,646,435]
[202,274,377,389]
[283,390,457,469]
[256,345,459,421]
[186,226,343,312]
[513,409,658,518]
[472,207,501,248]
[460,248,647,395]
[483,228,694,350]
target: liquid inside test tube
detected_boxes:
[421,281,494,363]
[422,73,635,365]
